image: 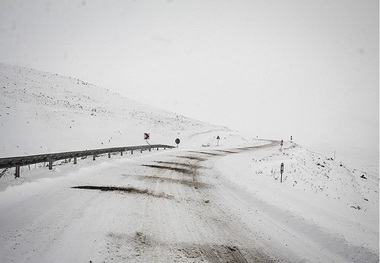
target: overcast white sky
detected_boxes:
[0,0,378,167]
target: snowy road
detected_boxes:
[0,140,377,262]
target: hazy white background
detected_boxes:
[0,0,378,167]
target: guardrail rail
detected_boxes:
[0,144,175,178]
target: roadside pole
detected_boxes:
[280,162,284,183]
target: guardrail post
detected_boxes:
[131,150,133,155]
[93,155,96,161]
[140,149,143,153]
[121,151,123,156]
[15,166,20,178]
[108,153,111,158]
[149,147,151,152]
[74,157,77,164]
[157,147,159,151]
[48,160,53,170]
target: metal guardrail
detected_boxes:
[0,144,175,178]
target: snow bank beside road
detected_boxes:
[215,142,379,262]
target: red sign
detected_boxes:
[144,133,150,140]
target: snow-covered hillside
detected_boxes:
[0,63,252,158]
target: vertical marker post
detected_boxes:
[216,135,220,146]
[280,162,284,183]
[15,166,20,178]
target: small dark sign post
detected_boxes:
[175,138,180,147]
[144,133,150,145]
[280,162,284,183]
[290,136,292,142]
[216,135,220,146]
[280,139,283,151]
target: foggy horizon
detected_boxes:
[0,0,378,167]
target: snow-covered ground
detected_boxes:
[0,63,378,262]
[216,142,379,262]
[0,142,378,262]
